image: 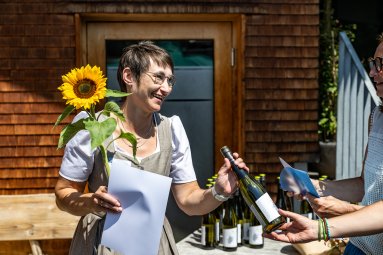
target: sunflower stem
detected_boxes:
[106,136,138,163]
[99,145,110,177]
[90,105,96,120]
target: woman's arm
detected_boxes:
[55,176,122,216]
[328,200,383,238]
[313,176,364,202]
[265,200,383,243]
[171,155,246,216]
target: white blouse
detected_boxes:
[59,112,197,184]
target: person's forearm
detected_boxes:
[175,187,222,216]
[328,200,383,238]
[56,188,99,216]
[316,177,364,202]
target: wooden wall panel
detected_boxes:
[244,1,319,191]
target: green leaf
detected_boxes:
[84,117,117,150]
[54,105,75,126]
[102,101,125,121]
[106,89,131,98]
[118,131,138,157]
[57,118,86,148]
[318,118,328,126]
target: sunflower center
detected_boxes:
[74,79,97,98]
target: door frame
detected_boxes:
[75,13,245,169]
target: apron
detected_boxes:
[68,113,178,255]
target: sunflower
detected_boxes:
[59,64,107,110]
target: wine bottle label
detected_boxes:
[249,225,263,245]
[201,226,206,246]
[237,224,242,243]
[222,228,237,248]
[251,193,280,225]
[215,221,220,242]
[243,222,250,240]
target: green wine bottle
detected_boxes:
[241,195,251,244]
[248,205,264,248]
[234,190,243,246]
[201,183,216,248]
[211,181,221,245]
[220,146,285,233]
[259,173,267,190]
[222,198,238,251]
[300,199,313,220]
[276,176,291,223]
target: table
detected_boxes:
[177,229,300,255]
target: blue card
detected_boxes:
[279,157,320,198]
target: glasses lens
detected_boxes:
[369,57,383,72]
[154,74,164,84]
[368,59,375,70]
[167,76,175,87]
[376,57,383,72]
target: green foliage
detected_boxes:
[57,118,86,149]
[319,0,356,141]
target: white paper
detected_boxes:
[100,159,172,255]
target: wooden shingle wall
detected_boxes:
[0,1,319,195]
[0,9,75,196]
[244,3,320,194]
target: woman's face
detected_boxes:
[370,42,383,98]
[129,59,173,113]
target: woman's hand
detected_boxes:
[285,178,320,201]
[92,186,122,213]
[263,209,317,243]
[215,152,249,196]
[306,194,354,218]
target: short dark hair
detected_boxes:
[377,33,383,44]
[117,41,174,92]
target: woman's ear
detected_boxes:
[122,67,134,90]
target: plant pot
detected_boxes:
[311,141,336,180]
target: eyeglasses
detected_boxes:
[144,72,176,88]
[368,57,383,72]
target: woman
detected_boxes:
[54,41,246,255]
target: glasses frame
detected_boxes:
[144,72,176,88]
[368,57,383,72]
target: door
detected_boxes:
[83,15,243,241]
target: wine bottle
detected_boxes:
[201,183,216,248]
[211,181,221,245]
[220,146,285,233]
[276,176,291,222]
[233,190,243,246]
[300,198,313,220]
[259,173,267,190]
[248,202,264,248]
[241,196,251,244]
[222,198,238,251]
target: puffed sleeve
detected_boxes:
[58,111,96,182]
[169,116,197,183]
